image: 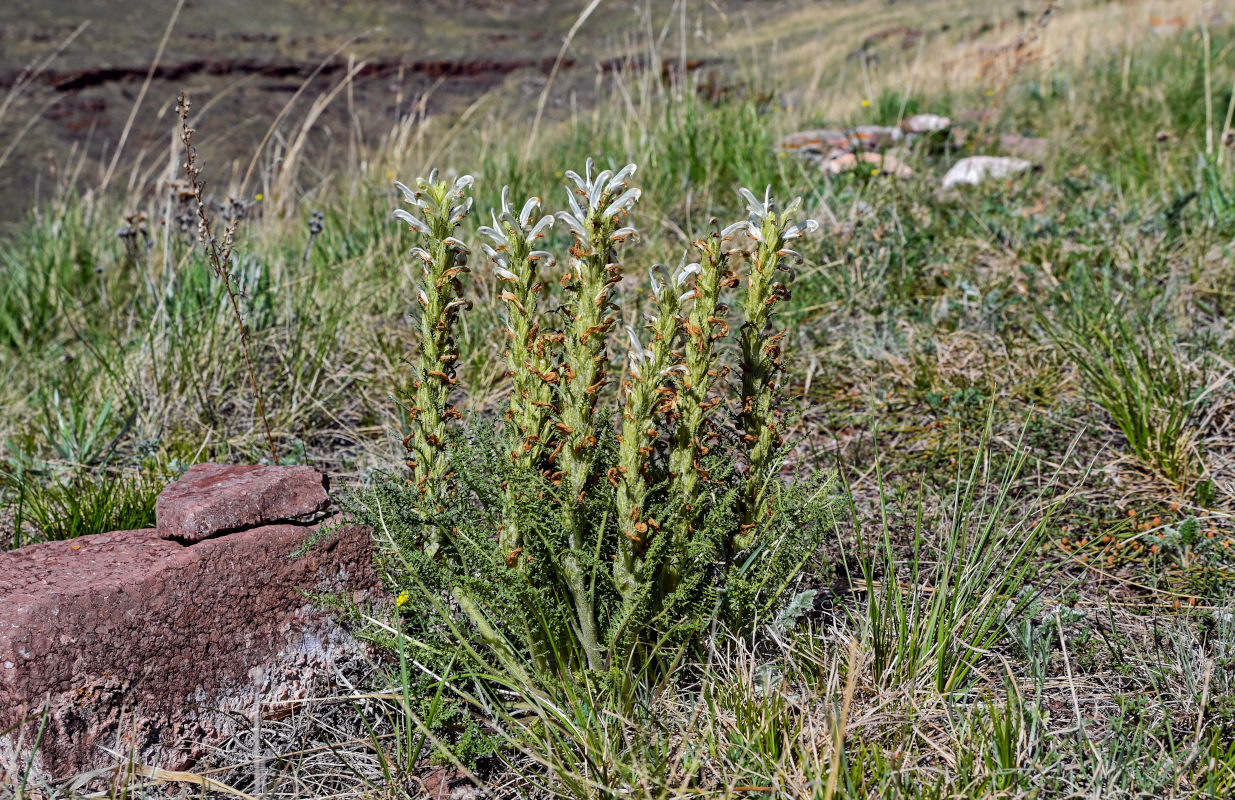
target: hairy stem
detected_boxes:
[555,161,640,669]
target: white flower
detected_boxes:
[673,260,701,285]
[625,325,655,379]
[485,189,556,262]
[602,188,641,219]
[650,258,701,303]
[605,163,637,194]
[564,158,640,217]
[393,181,427,208]
[483,244,512,273]
[565,167,587,192]
[449,197,473,224]
[556,211,587,237]
[565,183,585,220]
[393,209,431,235]
[588,171,609,211]
[527,215,553,241]
[738,186,774,221]
[609,226,639,244]
[393,172,473,223]
[782,219,819,240]
[479,226,506,248]
[516,196,539,226]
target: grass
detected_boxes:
[10,471,161,546]
[3,0,1235,797]
[1041,268,1206,487]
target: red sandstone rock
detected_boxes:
[776,128,849,154]
[156,463,331,541]
[0,465,376,780]
[823,150,914,178]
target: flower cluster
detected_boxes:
[734,187,818,548]
[613,261,690,600]
[553,159,642,500]
[554,159,641,667]
[480,188,558,564]
[658,224,742,592]
[392,171,474,555]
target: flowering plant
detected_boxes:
[350,161,834,682]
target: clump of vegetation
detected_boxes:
[344,162,833,691]
[1041,267,1205,487]
[5,471,161,546]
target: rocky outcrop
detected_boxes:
[778,115,1047,189]
[0,464,377,781]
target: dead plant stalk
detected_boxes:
[176,91,279,466]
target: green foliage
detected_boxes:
[0,203,102,355]
[343,164,836,696]
[350,408,835,687]
[855,421,1050,694]
[1040,267,1203,486]
[8,471,161,545]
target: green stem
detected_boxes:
[393,172,474,555]
[554,161,640,669]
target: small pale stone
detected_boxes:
[902,113,951,134]
[941,156,1035,189]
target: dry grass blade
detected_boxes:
[523,0,604,163]
[123,762,257,799]
[824,642,860,800]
